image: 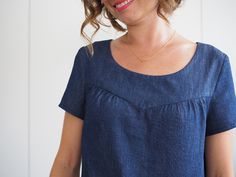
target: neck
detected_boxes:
[124,14,174,48]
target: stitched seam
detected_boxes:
[207,53,227,116]
[86,83,138,108]
[58,102,84,119]
[147,96,212,110]
[147,96,212,109]
[210,53,227,99]
[86,83,212,109]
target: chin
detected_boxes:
[115,12,142,25]
[120,16,146,27]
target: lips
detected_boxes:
[113,0,134,10]
[113,0,125,7]
[113,0,128,7]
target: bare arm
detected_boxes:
[204,129,235,177]
[49,112,84,177]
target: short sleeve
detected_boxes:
[205,54,236,136]
[58,47,87,120]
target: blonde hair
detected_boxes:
[80,0,183,56]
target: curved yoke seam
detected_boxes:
[86,83,212,110]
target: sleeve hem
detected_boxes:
[58,103,84,120]
[205,122,236,137]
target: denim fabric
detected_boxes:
[58,39,236,177]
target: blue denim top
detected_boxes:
[58,39,236,177]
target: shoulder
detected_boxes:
[193,41,232,83]
[198,42,229,65]
[77,39,111,60]
[73,39,112,73]
[92,39,111,48]
[198,42,233,87]
[87,39,111,54]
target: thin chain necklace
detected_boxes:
[125,29,176,63]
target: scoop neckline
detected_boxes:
[106,39,201,78]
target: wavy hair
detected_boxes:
[80,0,183,57]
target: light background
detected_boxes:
[0,0,236,176]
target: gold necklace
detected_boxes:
[125,29,176,63]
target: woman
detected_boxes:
[50,0,236,176]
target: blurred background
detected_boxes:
[0,0,236,176]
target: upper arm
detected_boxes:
[204,54,236,176]
[56,45,88,170]
[205,54,236,137]
[56,112,84,168]
[58,46,87,121]
[204,130,235,177]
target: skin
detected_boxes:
[49,112,83,177]
[205,130,235,177]
[49,0,235,176]
[103,0,199,76]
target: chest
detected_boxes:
[110,41,197,76]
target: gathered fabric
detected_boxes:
[58,39,236,177]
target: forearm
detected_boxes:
[49,156,80,177]
[206,170,235,177]
[206,175,235,177]
[205,131,235,177]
